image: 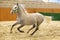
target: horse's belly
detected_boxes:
[24,18,35,25]
[25,21,34,25]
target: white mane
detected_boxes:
[19,4,27,13]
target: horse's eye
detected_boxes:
[15,7,17,9]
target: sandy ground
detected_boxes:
[0,21,60,40]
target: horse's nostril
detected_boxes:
[10,11,13,14]
[12,12,14,14]
[12,12,13,14]
[10,10,12,13]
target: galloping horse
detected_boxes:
[10,3,44,36]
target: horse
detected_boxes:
[10,3,44,36]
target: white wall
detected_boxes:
[0,0,60,8]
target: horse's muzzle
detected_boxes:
[10,10,13,14]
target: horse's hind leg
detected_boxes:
[30,23,39,36]
[17,25,24,33]
[31,26,38,36]
[10,22,18,33]
[27,24,35,33]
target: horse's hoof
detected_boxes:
[18,30,24,33]
[10,31,12,33]
[27,31,29,33]
[20,31,24,33]
[30,33,34,36]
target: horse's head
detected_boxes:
[10,3,19,14]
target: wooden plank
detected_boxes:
[0,7,60,21]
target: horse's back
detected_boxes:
[29,13,44,24]
[32,13,44,19]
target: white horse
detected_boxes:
[10,3,44,36]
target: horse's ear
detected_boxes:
[17,3,18,6]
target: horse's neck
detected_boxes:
[17,4,28,19]
[17,8,27,19]
[19,5,28,17]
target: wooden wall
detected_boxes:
[27,8,60,13]
[0,7,60,21]
[0,7,17,21]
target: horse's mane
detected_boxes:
[19,4,27,13]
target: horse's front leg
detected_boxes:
[10,22,18,33]
[17,25,25,33]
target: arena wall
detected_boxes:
[0,0,60,21]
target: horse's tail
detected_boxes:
[44,16,52,23]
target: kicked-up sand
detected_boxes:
[0,21,60,40]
